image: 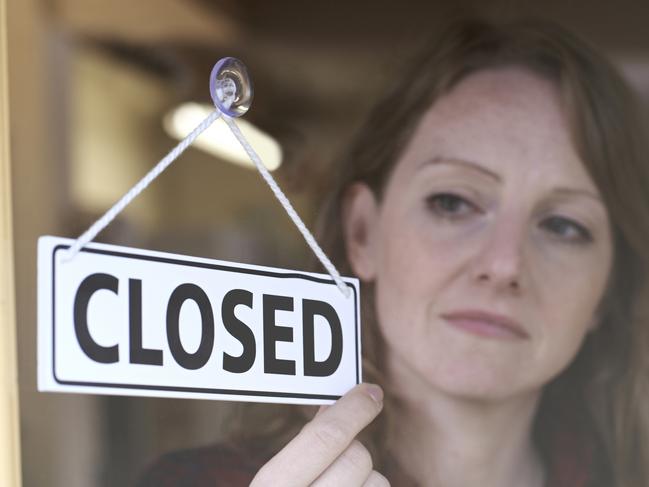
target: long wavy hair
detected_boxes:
[232,19,649,486]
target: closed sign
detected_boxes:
[38,236,361,405]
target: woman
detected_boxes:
[138,18,649,487]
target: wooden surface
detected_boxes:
[0,0,23,484]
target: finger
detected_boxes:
[362,470,390,487]
[316,404,330,417]
[250,383,383,487]
[310,440,373,486]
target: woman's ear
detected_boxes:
[342,182,379,282]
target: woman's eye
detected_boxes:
[540,216,593,244]
[426,193,478,219]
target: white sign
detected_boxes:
[38,236,361,405]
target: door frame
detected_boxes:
[0,0,23,484]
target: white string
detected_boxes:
[65,96,350,298]
[222,116,350,297]
[64,109,222,260]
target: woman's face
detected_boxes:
[345,67,613,400]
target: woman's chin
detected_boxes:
[416,360,543,403]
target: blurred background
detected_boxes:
[6,0,649,485]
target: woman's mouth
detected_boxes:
[441,309,529,340]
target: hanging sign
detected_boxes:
[37,236,361,405]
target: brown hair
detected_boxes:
[235,19,649,486]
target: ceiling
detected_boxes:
[45,0,649,195]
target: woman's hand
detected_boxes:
[250,383,389,486]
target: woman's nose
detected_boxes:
[471,215,527,293]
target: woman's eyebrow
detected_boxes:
[421,158,603,203]
[420,157,501,181]
[549,187,603,203]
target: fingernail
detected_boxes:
[365,383,384,404]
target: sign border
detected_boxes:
[51,243,361,401]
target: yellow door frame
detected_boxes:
[0,0,23,484]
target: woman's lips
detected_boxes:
[441,310,529,340]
